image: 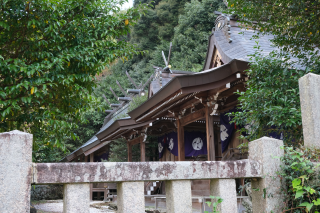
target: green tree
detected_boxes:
[226,0,320,55]
[170,0,225,71]
[225,0,320,143]
[0,0,148,152]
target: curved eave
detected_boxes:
[128,59,249,122]
[96,118,155,142]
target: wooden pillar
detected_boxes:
[140,141,145,162]
[90,153,94,201]
[177,119,185,161]
[171,153,175,162]
[165,148,171,161]
[205,106,215,161]
[84,155,88,162]
[127,143,132,162]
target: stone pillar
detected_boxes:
[210,179,237,212]
[249,137,284,213]
[63,184,90,213]
[90,153,94,200]
[299,73,320,148]
[117,181,145,213]
[165,180,192,213]
[0,130,33,213]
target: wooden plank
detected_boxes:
[127,143,132,162]
[171,153,175,162]
[126,71,138,89]
[165,148,171,161]
[205,106,215,161]
[116,80,128,96]
[177,119,185,161]
[180,108,206,127]
[140,142,146,162]
[109,87,119,99]
[84,142,109,156]
[179,98,201,111]
[128,136,143,146]
[90,153,94,162]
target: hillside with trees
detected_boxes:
[45,0,226,162]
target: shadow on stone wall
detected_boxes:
[31,185,63,200]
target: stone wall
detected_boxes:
[31,185,63,200]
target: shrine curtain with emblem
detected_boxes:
[158,131,207,157]
[220,108,237,153]
[184,131,207,157]
[158,135,166,159]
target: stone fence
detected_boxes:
[4,72,320,213]
[0,130,284,213]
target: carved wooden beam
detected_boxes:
[180,108,206,127]
[128,136,143,146]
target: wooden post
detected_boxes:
[140,141,145,162]
[84,155,88,162]
[171,153,175,161]
[90,153,94,201]
[177,119,185,161]
[166,148,171,161]
[127,143,132,162]
[206,106,215,161]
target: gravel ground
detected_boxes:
[32,200,117,213]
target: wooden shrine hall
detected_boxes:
[62,12,283,200]
[95,59,249,163]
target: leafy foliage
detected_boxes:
[226,0,320,56]
[204,195,223,213]
[230,47,318,144]
[227,1,320,144]
[108,137,159,162]
[279,146,320,212]
[0,0,148,155]
[170,0,225,71]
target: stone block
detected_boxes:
[117,181,145,213]
[210,179,237,213]
[63,183,90,213]
[299,73,320,148]
[249,137,284,213]
[33,159,261,184]
[0,130,33,213]
[165,180,192,213]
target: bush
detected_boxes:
[279,146,320,212]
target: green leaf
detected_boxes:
[299,202,313,211]
[292,178,301,188]
[295,190,304,199]
[313,199,320,206]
